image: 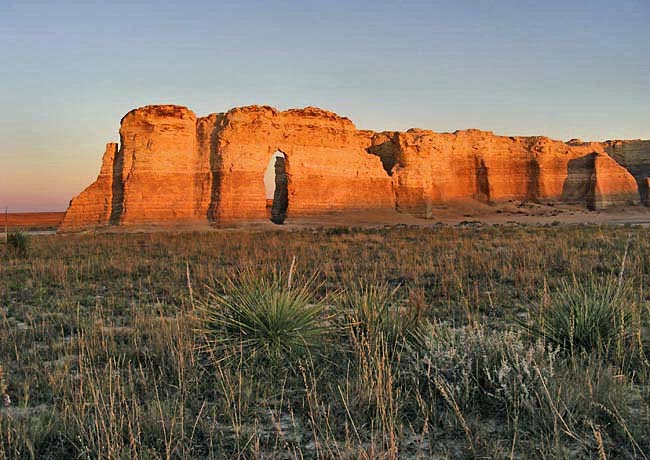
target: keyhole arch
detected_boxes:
[264,150,286,199]
[263,150,289,224]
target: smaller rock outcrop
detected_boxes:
[561,152,638,210]
[604,140,650,204]
[592,153,640,209]
[59,143,117,231]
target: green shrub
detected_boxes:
[525,277,631,355]
[197,270,330,370]
[6,231,28,257]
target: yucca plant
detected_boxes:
[197,270,331,370]
[525,276,631,355]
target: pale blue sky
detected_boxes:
[1,0,649,211]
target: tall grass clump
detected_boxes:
[197,270,331,371]
[342,282,424,353]
[526,276,632,355]
[6,231,28,257]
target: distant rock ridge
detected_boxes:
[60,104,647,231]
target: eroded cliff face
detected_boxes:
[212,106,394,221]
[113,106,201,225]
[60,104,644,231]
[366,131,639,217]
[61,143,118,229]
[603,140,650,204]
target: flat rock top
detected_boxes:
[121,105,197,123]
[117,104,648,147]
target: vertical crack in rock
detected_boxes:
[635,176,647,204]
[270,155,289,224]
[525,158,541,202]
[109,145,125,224]
[205,114,224,222]
[475,159,490,203]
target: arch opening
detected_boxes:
[263,150,288,224]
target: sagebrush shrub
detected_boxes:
[405,324,559,416]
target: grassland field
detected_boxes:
[1,224,650,459]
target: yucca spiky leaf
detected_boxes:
[197,270,330,368]
[524,276,631,355]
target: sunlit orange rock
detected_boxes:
[59,143,117,230]
[368,130,639,216]
[210,105,394,221]
[115,105,201,225]
[60,104,643,231]
[592,152,640,209]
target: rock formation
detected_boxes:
[603,140,650,205]
[62,143,117,228]
[60,104,645,231]
[366,131,639,217]
[211,106,394,221]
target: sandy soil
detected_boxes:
[77,201,650,234]
[264,202,650,229]
[12,203,650,235]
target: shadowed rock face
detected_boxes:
[603,140,650,204]
[562,153,597,209]
[59,104,644,231]
[475,159,490,203]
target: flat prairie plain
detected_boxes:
[2,213,64,232]
[1,223,650,459]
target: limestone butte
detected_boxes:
[60,104,646,231]
[367,131,640,217]
[114,105,200,225]
[210,105,394,221]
